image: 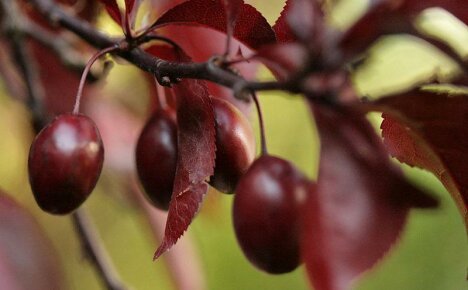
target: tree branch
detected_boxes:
[72,210,130,290]
[1,0,46,130]
[1,2,129,289]
[26,0,309,96]
[25,0,352,106]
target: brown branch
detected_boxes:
[25,0,305,95]
[22,22,89,73]
[25,0,347,106]
[1,2,130,289]
[1,0,47,130]
[72,209,130,290]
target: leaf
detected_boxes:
[0,191,63,290]
[286,0,324,44]
[400,0,468,24]
[273,0,325,45]
[151,0,276,49]
[223,0,244,47]
[124,0,143,32]
[27,40,87,117]
[154,79,216,259]
[255,43,307,80]
[156,25,256,114]
[367,89,468,230]
[124,0,136,12]
[146,44,181,62]
[273,0,296,43]
[338,0,413,59]
[98,0,122,26]
[302,105,438,290]
[339,0,467,59]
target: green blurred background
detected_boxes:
[0,0,467,289]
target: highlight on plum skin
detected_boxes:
[28,113,104,215]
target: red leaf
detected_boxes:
[339,0,413,58]
[124,0,143,31]
[223,0,244,45]
[154,79,216,259]
[273,0,296,43]
[14,1,99,118]
[21,0,98,28]
[0,191,63,290]
[255,43,307,80]
[273,0,325,45]
[368,89,468,230]
[146,44,181,62]
[26,38,97,117]
[339,0,467,58]
[302,105,437,290]
[286,0,324,43]
[151,0,276,49]
[159,25,256,114]
[98,0,122,25]
[400,0,468,24]
[124,0,136,12]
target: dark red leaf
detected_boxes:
[154,79,216,259]
[399,0,468,24]
[339,0,413,59]
[223,0,244,46]
[366,89,468,230]
[286,0,324,44]
[273,0,325,45]
[124,0,143,32]
[255,43,307,80]
[27,39,90,117]
[124,0,136,12]
[153,25,256,114]
[151,0,276,49]
[146,44,181,62]
[0,191,63,290]
[13,1,99,118]
[22,0,98,28]
[302,105,437,290]
[98,0,122,25]
[340,0,467,59]
[273,0,296,43]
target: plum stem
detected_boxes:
[154,76,169,110]
[72,209,129,290]
[252,92,268,155]
[73,46,118,114]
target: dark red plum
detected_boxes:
[210,97,256,193]
[28,113,104,214]
[233,155,312,274]
[135,108,177,210]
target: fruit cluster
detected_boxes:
[27,73,315,274]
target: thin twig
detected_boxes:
[1,0,46,130]
[72,209,129,290]
[73,45,118,114]
[1,3,130,289]
[22,23,89,73]
[24,0,334,100]
[252,92,268,155]
[26,0,317,96]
